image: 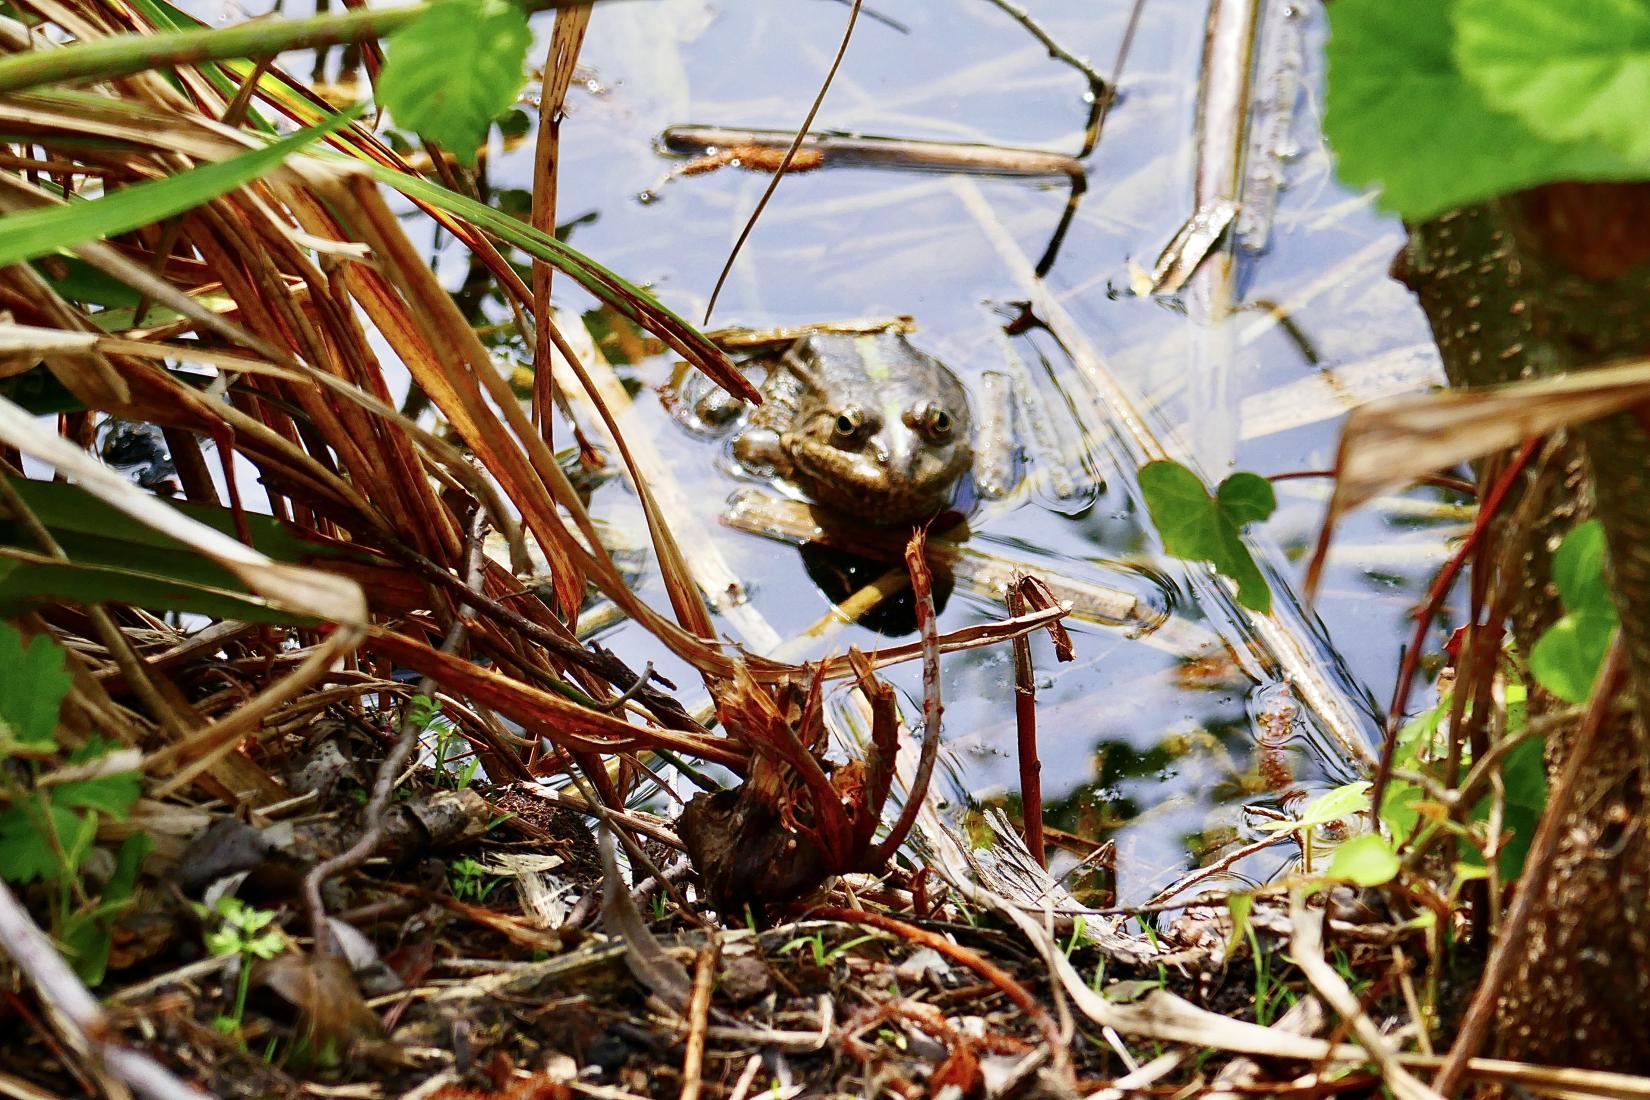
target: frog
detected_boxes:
[697,328,978,525]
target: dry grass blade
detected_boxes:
[1319,356,1650,526]
[0,397,365,625]
[1307,358,1650,599]
[1289,888,1443,1100]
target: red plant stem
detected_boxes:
[1369,437,1540,820]
[865,529,943,868]
[1007,581,1046,868]
[806,905,1063,1054]
[1432,638,1625,1096]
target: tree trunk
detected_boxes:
[1396,184,1650,1069]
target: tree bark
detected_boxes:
[1396,184,1650,1069]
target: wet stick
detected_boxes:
[1007,577,1045,868]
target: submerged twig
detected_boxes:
[662,126,1084,181]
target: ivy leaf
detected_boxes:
[1139,460,1275,613]
[377,0,532,166]
[1327,833,1400,886]
[1455,0,1650,165]
[0,621,71,745]
[1324,0,1638,220]
[1215,472,1276,525]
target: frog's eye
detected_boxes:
[908,403,955,442]
[833,408,865,440]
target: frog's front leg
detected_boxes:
[730,424,793,480]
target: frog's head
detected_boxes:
[781,335,974,525]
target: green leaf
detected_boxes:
[0,799,90,883]
[1138,461,1275,613]
[1224,892,1253,956]
[1488,734,1547,878]
[107,830,153,904]
[1215,473,1276,526]
[377,0,531,166]
[0,108,358,269]
[1327,833,1400,886]
[0,804,61,882]
[52,773,142,820]
[0,621,71,746]
[1530,610,1616,703]
[1260,781,1372,833]
[1324,0,1641,220]
[1455,0,1650,165]
[1380,778,1423,843]
[62,913,114,986]
[1551,519,1612,618]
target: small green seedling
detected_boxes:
[204,897,285,1034]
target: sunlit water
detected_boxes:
[172,0,1466,903]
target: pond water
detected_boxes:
[213,0,1466,903]
[465,0,1468,904]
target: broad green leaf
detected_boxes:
[1138,460,1275,613]
[1215,473,1275,526]
[1455,0,1650,165]
[1530,611,1615,702]
[376,0,531,166]
[1324,0,1639,220]
[1551,519,1612,619]
[0,621,71,745]
[1327,833,1400,886]
[1464,733,1548,879]
[0,109,357,269]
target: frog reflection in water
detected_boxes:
[711,329,976,524]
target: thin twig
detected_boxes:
[703,0,862,322]
[1007,577,1045,868]
[679,942,719,1100]
[864,527,943,868]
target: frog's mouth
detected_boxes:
[783,434,970,525]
